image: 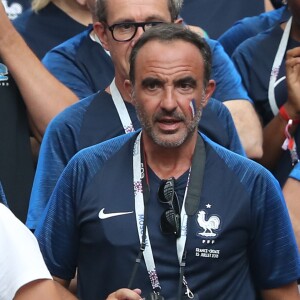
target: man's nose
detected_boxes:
[160,88,178,111]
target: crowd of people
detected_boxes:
[1,0,300,299]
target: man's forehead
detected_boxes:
[105,0,171,22]
[134,40,204,78]
[137,40,203,63]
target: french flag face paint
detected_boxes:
[189,99,197,118]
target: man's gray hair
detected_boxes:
[94,0,183,22]
[129,23,212,87]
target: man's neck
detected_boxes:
[142,132,198,180]
[106,76,131,103]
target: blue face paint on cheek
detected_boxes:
[189,99,197,117]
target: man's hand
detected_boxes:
[106,288,142,300]
[285,47,300,119]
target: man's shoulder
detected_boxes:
[71,131,139,169]
[44,27,92,58]
[234,24,282,56]
[203,133,271,177]
[49,91,108,127]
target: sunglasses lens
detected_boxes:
[158,178,175,203]
[160,210,181,237]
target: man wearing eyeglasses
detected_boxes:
[41,0,262,158]
[27,0,246,231]
[35,24,300,300]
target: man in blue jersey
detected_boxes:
[42,0,263,159]
[231,0,300,187]
[35,24,300,300]
[27,0,245,231]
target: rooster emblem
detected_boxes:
[197,210,220,237]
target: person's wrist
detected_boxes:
[279,104,300,124]
[282,102,300,120]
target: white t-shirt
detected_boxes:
[0,204,52,300]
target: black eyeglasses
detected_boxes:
[158,177,181,238]
[107,21,164,42]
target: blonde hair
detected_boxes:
[31,0,51,12]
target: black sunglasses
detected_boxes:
[158,177,181,237]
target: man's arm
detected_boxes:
[0,3,79,141]
[261,282,300,300]
[14,279,77,300]
[257,47,300,170]
[223,100,263,158]
[282,162,300,250]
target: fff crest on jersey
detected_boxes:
[196,209,221,238]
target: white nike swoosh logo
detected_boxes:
[98,208,133,219]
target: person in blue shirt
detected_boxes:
[27,0,245,231]
[35,23,300,300]
[42,0,263,159]
[231,0,300,250]
[231,0,300,187]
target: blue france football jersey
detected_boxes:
[27,92,244,230]
[42,28,251,103]
[42,27,114,99]
[35,132,300,300]
[232,24,300,186]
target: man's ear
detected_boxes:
[174,17,183,24]
[93,22,109,51]
[124,79,135,104]
[202,79,216,107]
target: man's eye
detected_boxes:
[148,83,158,90]
[179,83,192,90]
[116,23,134,32]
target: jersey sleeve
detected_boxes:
[248,171,300,288]
[34,157,81,280]
[42,48,94,100]
[0,204,52,300]
[201,98,246,156]
[208,38,252,103]
[26,102,86,230]
[218,19,256,57]
[231,43,253,93]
